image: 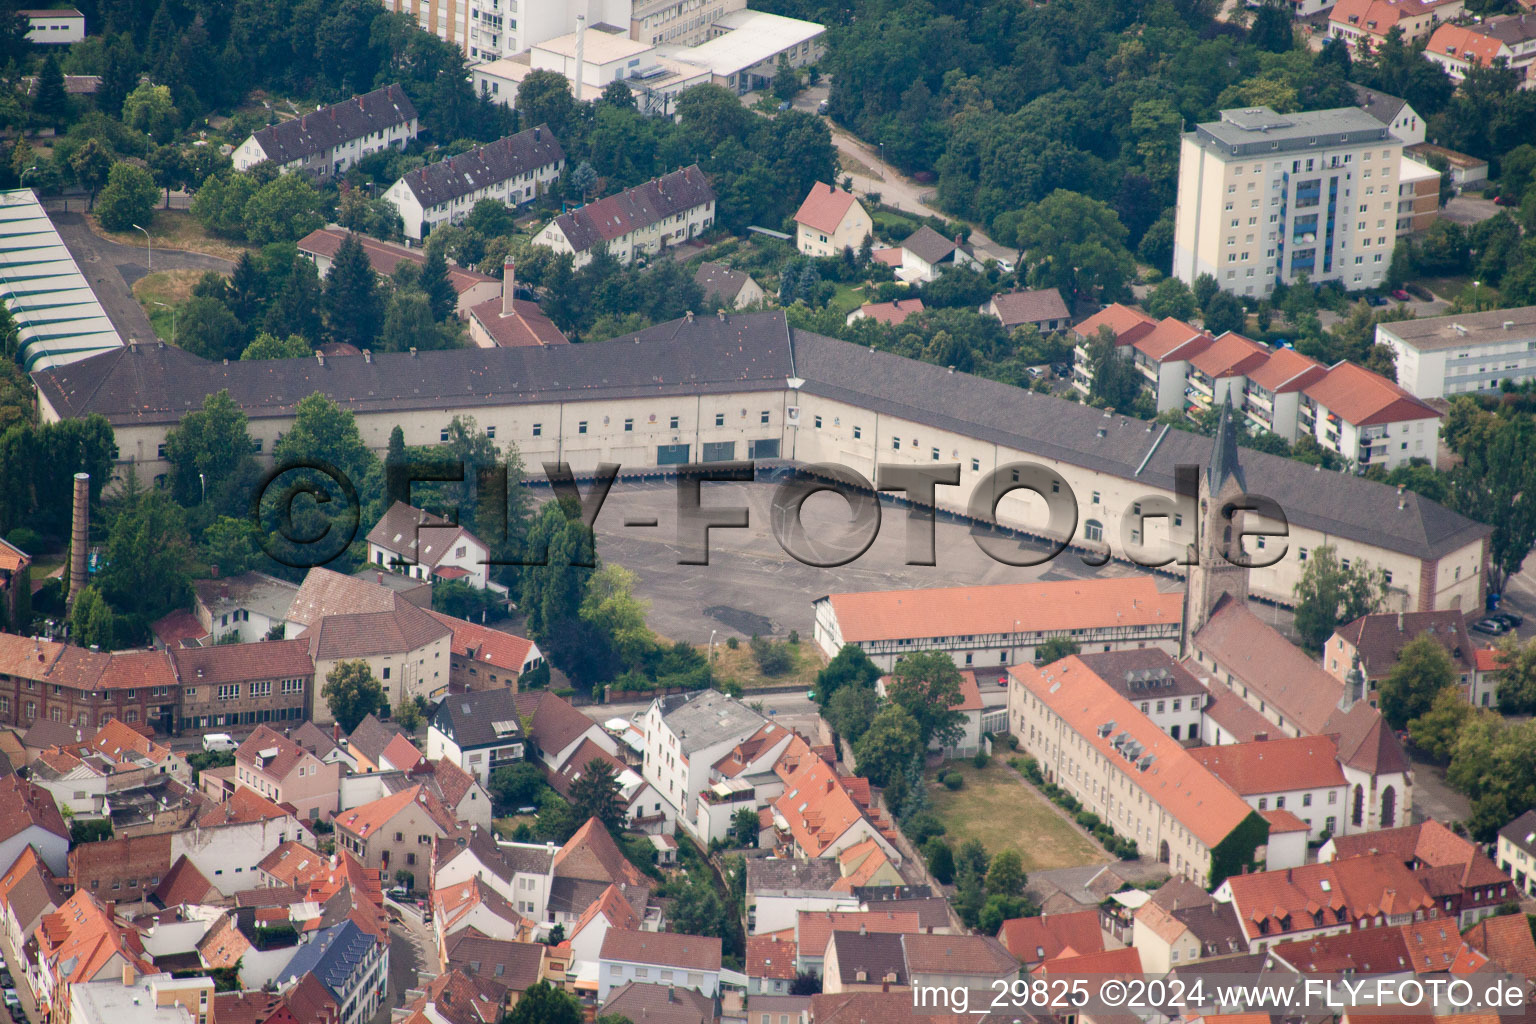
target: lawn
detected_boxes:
[132,269,209,344]
[1417,275,1502,308]
[91,208,254,262]
[928,759,1110,873]
[492,815,536,839]
[828,282,867,317]
[705,638,826,691]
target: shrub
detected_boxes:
[726,636,739,649]
[905,812,947,846]
[750,635,794,675]
[942,772,964,790]
[788,629,799,644]
[971,750,990,770]
[1076,811,1101,830]
[6,527,46,553]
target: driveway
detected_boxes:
[49,210,234,344]
[1439,194,1502,227]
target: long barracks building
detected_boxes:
[31,311,1489,613]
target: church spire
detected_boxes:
[1208,391,1245,495]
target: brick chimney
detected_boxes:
[503,258,516,316]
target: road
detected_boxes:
[0,914,40,1024]
[377,904,437,1024]
[49,210,234,344]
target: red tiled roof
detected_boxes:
[569,882,640,938]
[1474,646,1505,672]
[871,248,902,267]
[824,576,1180,644]
[553,817,647,887]
[1074,303,1157,345]
[1246,346,1326,393]
[198,785,292,827]
[1425,22,1508,65]
[996,910,1106,964]
[297,228,497,297]
[0,537,28,572]
[1261,808,1312,834]
[1330,0,1410,35]
[599,928,722,972]
[154,854,218,907]
[151,609,208,647]
[1304,361,1441,427]
[747,935,798,980]
[1133,318,1212,363]
[796,910,919,956]
[1463,913,1536,979]
[1011,658,1256,849]
[238,724,311,782]
[0,774,68,844]
[468,295,570,348]
[381,733,423,771]
[773,756,892,860]
[1187,736,1345,795]
[855,298,924,326]
[429,611,536,674]
[1189,333,1270,380]
[793,182,861,235]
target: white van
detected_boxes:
[202,733,238,753]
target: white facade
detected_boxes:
[382,136,563,244]
[25,10,85,44]
[1378,307,1536,399]
[433,840,551,922]
[232,115,417,179]
[169,814,314,896]
[640,694,766,830]
[597,953,719,1002]
[1174,107,1403,299]
[368,529,491,588]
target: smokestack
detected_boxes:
[503,258,516,316]
[574,15,586,103]
[68,472,89,607]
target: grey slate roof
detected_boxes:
[396,125,564,209]
[1350,83,1409,128]
[432,688,523,751]
[901,225,959,265]
[250,85,416,166]
[1499,809,1536,858]
[550,165,714,253]
[32,311,1490,564]
[694,261,752,305]
[656,689,767,755]
[278,919,375,1000]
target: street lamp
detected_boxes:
[154,300,176,345]
[133,224,152,271]
[1473,279,1481,310]
[198,472,206,504]
[19,164,38,188]
[709,629,718,662]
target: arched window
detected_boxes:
[1085,519,1104,542]
[1381,785,1396,829]
[1352,784,1365,827]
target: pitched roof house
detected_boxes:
[597,928,722,1000]
[427,687,525,787]
[296,228,501,319]
[694,261,765,310]
[385,125,565,241]
[366,501,494,590]
[236,724,341,821]
[234,84,418,178]
[0,773,69,876]
[333,784,456,888]
[0,844,64,953]
[986,289,1071,332]
[536,166,716,267]
[793,182,872,259]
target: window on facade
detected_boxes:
[670,416,680,429]
[715,413,724,427]
[1084,519,1103,542]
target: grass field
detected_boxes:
[1418,275,1502,308]
[929,759,1109,873]
[91,209,253,262]
[705,638,826,691]
[132,269,208,344]
[828,282,867,317]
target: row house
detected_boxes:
[333,784,457,890]
[1322,819,1513,927]
[297,229,500,320]
[233,84,418,179]
[1328,0,1464,53]
[1240,346,1326,442]
[0,845,65,960]
[384,126,565,242]
[0,635,178,734]
[0,774,70,877]
[274,919,387,1024]
[813,575,1183,672]
[170,640,314,734]
[1425,14,1536,86]
[431,824,555,923]
[535,165,716,267]
[1071,303,1158,398]
[235,724,341,821]
[34,890,156,1024]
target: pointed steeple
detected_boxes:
[1208,391,1245,495]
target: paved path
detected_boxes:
[50,210,235,343]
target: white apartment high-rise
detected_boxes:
[1173,107,1403,299]
[385,0,730,62]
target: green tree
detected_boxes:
[324,232,381,349]
[202,516,262,577]
[1407,686,1471,761]
[96,163,158,232]
[272,392,377,484]
[265,257,325,343]
[1379,633,1456,729]
[69,586,119,650]
[1203,292,1247,335]
[580,564,652,670]
[69,139,112,210]
[667,871,727,940]
[1445,410,1536,596]
[852,704,922,787]
[516,72,576,136]
[570,758,626,833]
[1492,635,1536,714]
[924,838,954,884]
[1034,636,1081,664]
[730,805,759,848]
[984,848,1026,897]
[33,53,69,128]
[568,160,598,203]
[394,695,423,731]
[490,763,546,808]
[121,82,178,142]
[419,249,457,322]
[242,332,311,360]
[507,982,582,1024]
[885,651,966,749]
[162,390,258,509]
[1291,545,1386,651]
[98,490,195,628]
[243,174,324,244]
[1145,277,1197,321]
[772,54,803,102]
[176,297,245,361]
[1085,325,1142,413]
[322,660,388,733]
[1011,191,1134,306]
[192,173,259,239]
[825,684,879,744]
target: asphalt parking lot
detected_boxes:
[588,478,1164,644]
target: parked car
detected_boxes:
[1471,618,1509,636]
[1495,194,1517,206]
[1052,363,1072,378]
[1367,294,1388,306]
[1391,289,1412,302]
[817,99,829,114]
[1492,611,1524,628]
[2,990,18,1011]
[1027,366,1045,380]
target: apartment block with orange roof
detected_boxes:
[1008,657,1265,886]
[1329,0,1465,52]
[1131,318,1215,413]
[812,575,1183,673]
[770,756,902,868]
[1186,332,1272,416]
[34,890,157,1023]
[1299,360,1442,469]
[1070,303,1158,398]
[1425,14,1536,84]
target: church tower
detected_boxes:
[1183,393,1252,644]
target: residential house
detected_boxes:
[528,689,619,770]
[233,85,418,178]
[1008,657,1265,885]
[602,982,716,1024]
[1186,736,1348,844]
[384,126,565,242]
[1328,0,1464,52]
[366,501,494,591]
[793,910,920,978]
[234,724,341,822]
[0,635,180,735]
[535,166,716,267]
[875,670,985,756]
[1496,809,1536,898]
[1214,854,1435,952]
[597,929,722,1001]
[274,919,387,1024]
[846,297,924,327]
[642,689,769,826]
[69,834,174,910]
[746,935,798,995]
[1186,332,1271,417]
[770,756,901,865]
[820,931,907,994]
[433,875,530,960]
[1377,306,1536,399]
[285,568,453,718]
[549,818,653,926]
[1300,360,1442,470]
[466,261,570,349]
[566,882,642,976]
[547,738,668,835]
[431,824,553,922]
[791,183,871,259]
[191,572,299,644]
[1070,303,1158,398]
[441,932,545,1004]
[292,721,358,772]
[390,969,504,1024]
[746,859,854,935]
[1462,912,1536,982]
[1321,819,1513,926]
[1352,84,1427,146]
[687,721,811,844]
[0,536,30,631]
[430,612,543,692]
[69,970,217,1024]
[1131,318,1214,413]
[1325,610,1477,703]
[996,910,1109,971]
[34,890,156,1022]
[1425,14,1536,85]
[0,774,69,876]
[1406,142,1489,192]
[0,844,64,954]
[985,289,1071,333]
[1267,917,1484,977]
[896,226,982,284]
[694,262,765,310]
[813,575,1183,672]
[297,228,501,319]
[1240,346,1327,442]
[1396,155,1442,233]
[427,687,524,786]
[333,784,456,890]
[177,789,314,896]
[23,8,85,43]
[170,640,315,735]
[1131,885,1246,972]
[346,714,410,775]
[900,933,1019,992]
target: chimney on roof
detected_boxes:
[534,127,541,141]
[333,723,341,742]
[363,349,372,363]
[316,350,325,367]
[685,311,694,322]
[503,258,516,317]
[667,986,676,1003]
[410,347,418,357]
[717,309,726,321]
